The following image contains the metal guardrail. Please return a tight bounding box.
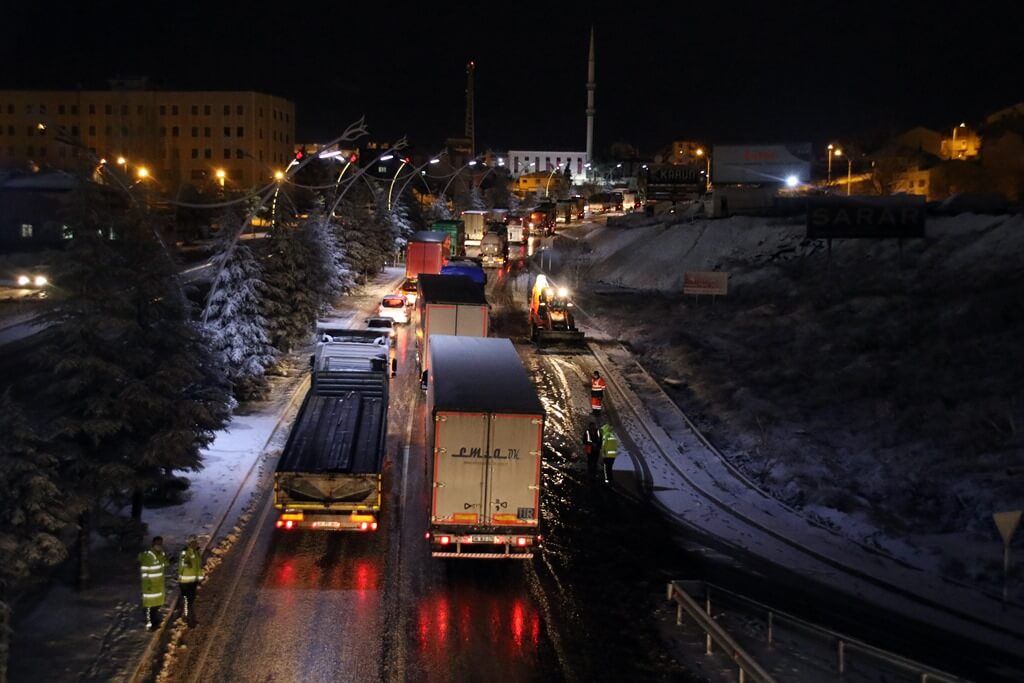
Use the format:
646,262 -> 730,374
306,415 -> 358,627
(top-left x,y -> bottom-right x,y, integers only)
668,580 -> 964,683
666,580 -> 777,683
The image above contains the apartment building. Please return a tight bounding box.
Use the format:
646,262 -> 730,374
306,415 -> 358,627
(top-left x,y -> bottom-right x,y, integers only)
0,89 -> 295,190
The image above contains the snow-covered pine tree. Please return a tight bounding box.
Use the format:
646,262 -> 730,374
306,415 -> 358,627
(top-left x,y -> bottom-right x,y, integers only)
205,223 -> 277,401
299,212 -> 354,313
0,390 -> 71,683
34,181 -> 231,537
469,184 -> 486,210
425,194 -> 453,223
262,221 -> 320,352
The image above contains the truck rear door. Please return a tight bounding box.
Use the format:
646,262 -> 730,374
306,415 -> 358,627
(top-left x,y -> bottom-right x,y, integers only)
422,304 -> 457,373
432,412 -> 489,525
483,414 -> 542,528
453,304 -> 488,338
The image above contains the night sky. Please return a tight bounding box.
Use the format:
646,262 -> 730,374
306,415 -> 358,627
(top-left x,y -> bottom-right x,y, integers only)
3,1 -> 1021,156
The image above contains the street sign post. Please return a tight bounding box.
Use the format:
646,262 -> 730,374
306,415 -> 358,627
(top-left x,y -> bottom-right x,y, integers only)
993,510 -> 1022,605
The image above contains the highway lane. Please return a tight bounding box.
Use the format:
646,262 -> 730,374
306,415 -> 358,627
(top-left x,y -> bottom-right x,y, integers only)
164,281 -> 567,683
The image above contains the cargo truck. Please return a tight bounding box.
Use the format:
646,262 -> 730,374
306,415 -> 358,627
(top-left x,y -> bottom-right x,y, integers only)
461,210 -> 488,246
416,274 -> 489,380
273,329 -> 390,532
430,220 -> 465,256
406,231 -> 451,279
425,336 -> 544,559
479,230 -> 506,268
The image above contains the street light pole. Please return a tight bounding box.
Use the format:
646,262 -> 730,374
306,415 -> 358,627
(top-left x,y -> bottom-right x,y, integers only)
387,157 -> 409,210
827,143 -> 834,185
394,154 -> 445,206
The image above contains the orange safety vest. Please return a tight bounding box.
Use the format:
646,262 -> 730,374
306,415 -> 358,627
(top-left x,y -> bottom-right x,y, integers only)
591,376 -> 606,395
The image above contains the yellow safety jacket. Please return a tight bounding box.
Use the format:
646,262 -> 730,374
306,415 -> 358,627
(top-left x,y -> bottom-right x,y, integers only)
138,547 -> 168,608
600,424 -> 620,460
178,546 -> 204,584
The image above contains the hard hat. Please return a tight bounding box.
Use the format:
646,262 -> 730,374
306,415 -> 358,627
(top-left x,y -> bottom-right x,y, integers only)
593,370 -> 600,378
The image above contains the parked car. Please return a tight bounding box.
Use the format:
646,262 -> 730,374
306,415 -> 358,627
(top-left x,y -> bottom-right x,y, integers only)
365,316 -> 397,339
377,294 -> 409,324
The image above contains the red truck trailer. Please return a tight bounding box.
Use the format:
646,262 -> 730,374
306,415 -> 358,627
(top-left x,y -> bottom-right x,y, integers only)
406,230 -> 451,279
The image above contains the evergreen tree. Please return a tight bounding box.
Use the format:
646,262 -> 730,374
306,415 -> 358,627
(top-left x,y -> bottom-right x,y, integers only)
205,229 -> 276,401
262,223 -> 320,351
299,212 -> 354,312
425,194 -> 453,223
32,182 -> 231,586
469,185 -> 486,210
0,391 -> 70,683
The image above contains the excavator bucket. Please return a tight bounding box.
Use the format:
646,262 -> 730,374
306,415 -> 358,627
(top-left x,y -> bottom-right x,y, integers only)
534,328 -> 586,345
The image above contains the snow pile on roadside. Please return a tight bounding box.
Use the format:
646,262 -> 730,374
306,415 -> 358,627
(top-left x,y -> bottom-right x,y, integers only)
573,212 -> 1024,596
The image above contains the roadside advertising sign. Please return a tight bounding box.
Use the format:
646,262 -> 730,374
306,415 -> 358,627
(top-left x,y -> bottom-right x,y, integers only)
683,272 -> 729,296
712,144 -> 812,185
806,195 -> 926,239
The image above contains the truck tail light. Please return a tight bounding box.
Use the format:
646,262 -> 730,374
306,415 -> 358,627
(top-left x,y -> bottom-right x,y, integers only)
439,535 -> 451,545
516,536 -> 529,547
371,522 -> 378,531
285,520 -> 294,530
360,521 -> 369,531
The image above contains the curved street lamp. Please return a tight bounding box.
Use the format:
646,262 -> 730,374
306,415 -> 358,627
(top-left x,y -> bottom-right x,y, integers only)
393,153 -> 445,207
386,156 -> 411,210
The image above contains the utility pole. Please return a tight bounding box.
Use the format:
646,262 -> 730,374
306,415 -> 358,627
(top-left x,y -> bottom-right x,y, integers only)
465,60 -> 476,159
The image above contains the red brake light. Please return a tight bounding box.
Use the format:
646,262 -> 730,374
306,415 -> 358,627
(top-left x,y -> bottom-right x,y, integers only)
275,520 -> 283,528
371,522 -> 378,531
516,537 -> 528,546
360,521 -> 369,531
439,535 -> 451,545
285,520 -> 294,530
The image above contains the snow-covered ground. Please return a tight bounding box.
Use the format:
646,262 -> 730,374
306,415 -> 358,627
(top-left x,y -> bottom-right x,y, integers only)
552,211 -> 1024,603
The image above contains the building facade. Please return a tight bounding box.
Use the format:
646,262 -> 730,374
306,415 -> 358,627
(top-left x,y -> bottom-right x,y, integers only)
507,150 -> 588,183
0,89 -> 295,190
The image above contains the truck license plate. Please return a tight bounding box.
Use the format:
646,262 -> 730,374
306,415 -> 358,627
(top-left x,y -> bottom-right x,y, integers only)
471,535 -> 495,543
313,521 -> 342,529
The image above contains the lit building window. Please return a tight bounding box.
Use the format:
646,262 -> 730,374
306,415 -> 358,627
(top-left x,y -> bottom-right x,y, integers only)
21,224 -> 33,238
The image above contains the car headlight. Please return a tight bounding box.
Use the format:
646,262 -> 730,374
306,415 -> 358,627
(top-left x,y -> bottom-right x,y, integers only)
17,275 -> 30,286
34,275 -> 48,287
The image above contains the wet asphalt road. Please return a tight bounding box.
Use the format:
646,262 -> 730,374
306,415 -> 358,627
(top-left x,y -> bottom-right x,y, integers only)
164,253 -> 700,683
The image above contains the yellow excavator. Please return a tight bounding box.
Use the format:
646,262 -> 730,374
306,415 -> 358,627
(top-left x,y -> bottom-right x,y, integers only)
529,274 -> 585,345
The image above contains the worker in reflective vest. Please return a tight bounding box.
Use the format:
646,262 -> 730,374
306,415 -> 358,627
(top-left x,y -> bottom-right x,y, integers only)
583,420 -> 601,477
178,535 -> 204,627
590,371 -> 606,416
599,423 -> 620,484
138,536 -> 168,631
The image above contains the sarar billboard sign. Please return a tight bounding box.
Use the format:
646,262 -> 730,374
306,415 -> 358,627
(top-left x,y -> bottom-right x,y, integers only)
806,196 -> 926,239
712,144 -> 812,185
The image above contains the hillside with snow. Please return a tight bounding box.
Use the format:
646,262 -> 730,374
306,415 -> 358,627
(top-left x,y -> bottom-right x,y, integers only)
559,211 -> 1024,594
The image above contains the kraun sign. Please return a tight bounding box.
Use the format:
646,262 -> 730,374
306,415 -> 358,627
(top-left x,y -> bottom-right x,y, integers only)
807,196 -> 926,239
683,272 -> 729,296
